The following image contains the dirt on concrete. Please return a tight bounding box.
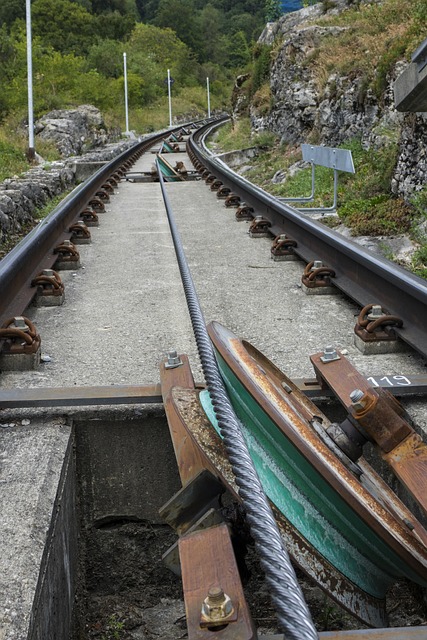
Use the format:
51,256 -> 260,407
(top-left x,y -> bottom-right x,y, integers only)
71,505 -> 427,640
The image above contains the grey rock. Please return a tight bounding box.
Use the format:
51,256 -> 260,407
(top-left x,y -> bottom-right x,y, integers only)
236,2 -> 427,204
35,105 -> 119,158
0,106 -> 139,247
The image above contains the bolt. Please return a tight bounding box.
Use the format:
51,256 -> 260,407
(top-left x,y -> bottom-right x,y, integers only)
13,317 -> 29,332
42,269 -> 55,277
63,240 -> 72,246
350,389 -> 366,412
368,304 -> 383,320
350,389 -> 364,402
165,350 -> 183,369
320,345 -> 340,363
254,215 -> 263,222
202,586 -> 234,622
207,587 -> 225,603
279,234 -> 287,241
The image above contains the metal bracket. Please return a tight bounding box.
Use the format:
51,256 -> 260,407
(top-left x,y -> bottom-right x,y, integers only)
278,145 -> 355,215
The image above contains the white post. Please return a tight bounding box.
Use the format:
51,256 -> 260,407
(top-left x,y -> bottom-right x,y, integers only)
167,68 -> 172,128
123,52 -> 129,134
207,77 -> 211,118
26,0 -> 35,160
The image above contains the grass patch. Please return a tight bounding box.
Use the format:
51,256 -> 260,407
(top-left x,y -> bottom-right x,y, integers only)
36,190 -> 74,220
0,219 -> 37,260
252,82 -> 272,116
0,137 -> 29,181
214,118 -> 253,152
339,195 -> 412,235
127,85 -> 231,134
219,126 -> 412,237
409,186 -> 427,278
412,246 -> 427,279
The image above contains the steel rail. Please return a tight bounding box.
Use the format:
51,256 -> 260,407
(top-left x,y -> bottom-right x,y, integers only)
156,159 -> 318,639
188,122 -> 427,360
0,120 -> 215,329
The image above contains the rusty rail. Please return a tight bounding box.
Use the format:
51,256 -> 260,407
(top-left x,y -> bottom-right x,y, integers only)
188,122 -> 427,359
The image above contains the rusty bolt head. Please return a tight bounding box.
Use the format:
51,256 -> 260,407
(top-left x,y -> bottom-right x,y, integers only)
202,586 -> 234,622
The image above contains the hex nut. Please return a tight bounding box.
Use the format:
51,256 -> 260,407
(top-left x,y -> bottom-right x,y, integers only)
201,587 -> 234,622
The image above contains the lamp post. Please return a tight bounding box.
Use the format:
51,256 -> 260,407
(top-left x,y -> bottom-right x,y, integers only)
123,52 -> 130,135
206,77 -> 211,118
26,0 -> 35,160
167,68 -> 173,128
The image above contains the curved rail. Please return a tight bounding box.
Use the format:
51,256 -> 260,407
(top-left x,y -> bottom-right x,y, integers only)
156,158 -> 318,639
188,122 -> 427,359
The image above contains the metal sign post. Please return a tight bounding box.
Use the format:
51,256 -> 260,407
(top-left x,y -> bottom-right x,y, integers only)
26,0 -> 35,160
123,52 -> 130,135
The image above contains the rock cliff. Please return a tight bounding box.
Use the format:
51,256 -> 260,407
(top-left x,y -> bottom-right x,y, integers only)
243,0 -> 427,201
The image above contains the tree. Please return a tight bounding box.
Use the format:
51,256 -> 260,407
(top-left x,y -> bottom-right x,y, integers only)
0,0 -> 26,29
135,0 -> 160,21
32,0 -> 96,54
125,22 -> 198,100
197,4 -> 224,64
223,30 -> 250,68
153,0 -> 203,60
87,40 -> 124,78
94,11 -> 136,41
265,0 -> 283,22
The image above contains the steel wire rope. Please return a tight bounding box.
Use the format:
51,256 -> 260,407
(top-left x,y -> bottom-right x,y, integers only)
156,160 -> 318,640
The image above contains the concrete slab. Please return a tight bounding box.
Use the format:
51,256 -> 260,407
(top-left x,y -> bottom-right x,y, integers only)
0,419 -> 74,640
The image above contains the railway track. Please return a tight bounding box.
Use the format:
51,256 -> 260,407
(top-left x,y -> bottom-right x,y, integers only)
1,118 -> 427,640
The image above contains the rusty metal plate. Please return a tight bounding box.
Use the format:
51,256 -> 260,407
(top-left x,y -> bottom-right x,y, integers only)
179,523 -> 256,640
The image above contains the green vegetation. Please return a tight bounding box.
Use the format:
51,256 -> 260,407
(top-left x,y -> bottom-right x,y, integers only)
214,118 -> 278,152
0,0 -> 268,126
0,0 -> 274,170
217,121 -> 413,237
0,138 -> 29,182
0,0 -> 274,180
100,614 -> 124,640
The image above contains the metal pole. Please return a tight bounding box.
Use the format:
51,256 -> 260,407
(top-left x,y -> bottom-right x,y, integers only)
26,0 -> 35,160
123,52 -> 129,135
206,77 -> 211,118
167,68 -> 172,128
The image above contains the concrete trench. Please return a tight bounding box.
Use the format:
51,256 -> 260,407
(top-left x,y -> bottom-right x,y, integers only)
71,410 -> 185,640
